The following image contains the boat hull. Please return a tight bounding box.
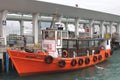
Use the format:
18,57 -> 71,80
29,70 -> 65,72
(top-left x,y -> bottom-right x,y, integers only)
7,49 -> 112,76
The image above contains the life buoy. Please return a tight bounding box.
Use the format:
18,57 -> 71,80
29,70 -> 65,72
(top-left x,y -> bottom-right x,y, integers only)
105,52 -> 109,58
98,55 -> 102,60
71,59 -> 77,66
93,56 -> 97,62
85,57 -> 90,64
78,58 -> 83,66
44,55 -> 53,64
62,50 -> 68,58
58,60 -> 66,68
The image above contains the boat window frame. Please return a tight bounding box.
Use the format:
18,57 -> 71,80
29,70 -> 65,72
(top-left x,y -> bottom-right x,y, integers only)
68,39 -> 77,49
42,30 -> 55,40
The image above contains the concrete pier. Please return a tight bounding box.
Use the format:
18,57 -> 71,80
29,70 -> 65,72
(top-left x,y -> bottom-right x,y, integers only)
0,47 -> 6,72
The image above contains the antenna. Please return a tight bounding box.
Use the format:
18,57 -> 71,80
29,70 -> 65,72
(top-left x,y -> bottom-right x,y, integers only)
50,8 -> 60,28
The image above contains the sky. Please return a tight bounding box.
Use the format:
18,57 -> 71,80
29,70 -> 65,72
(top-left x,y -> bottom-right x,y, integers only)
39,0 -> 120,15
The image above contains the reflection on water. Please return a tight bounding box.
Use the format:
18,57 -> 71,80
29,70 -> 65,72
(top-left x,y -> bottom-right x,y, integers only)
1,49 -> 120,80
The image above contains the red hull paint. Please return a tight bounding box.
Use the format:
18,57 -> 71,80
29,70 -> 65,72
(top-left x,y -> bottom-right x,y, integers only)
7,49 -> 112,76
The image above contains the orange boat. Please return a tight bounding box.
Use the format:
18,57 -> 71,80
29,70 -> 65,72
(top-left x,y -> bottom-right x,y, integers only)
7,27 -> 113,76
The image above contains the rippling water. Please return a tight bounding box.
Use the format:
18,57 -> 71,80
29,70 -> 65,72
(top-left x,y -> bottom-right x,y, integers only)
1,49 -> 120,80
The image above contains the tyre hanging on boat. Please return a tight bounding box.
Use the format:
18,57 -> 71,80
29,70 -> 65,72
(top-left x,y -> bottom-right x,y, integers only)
93,56 -> 97,62
98,55 -> 102,60
85,57 -> 90,64
71,59 -> 77,66
78,58 -> 83,66
62,50 -> 68,58
58,60 -> 66,68
44,55 -> 53,64
105,52 -> 109,58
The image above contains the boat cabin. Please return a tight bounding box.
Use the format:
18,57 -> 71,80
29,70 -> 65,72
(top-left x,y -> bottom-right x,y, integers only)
42,28 -> 111,58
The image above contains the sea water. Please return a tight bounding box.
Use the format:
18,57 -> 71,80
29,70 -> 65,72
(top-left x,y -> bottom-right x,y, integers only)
0,49 -> 120,80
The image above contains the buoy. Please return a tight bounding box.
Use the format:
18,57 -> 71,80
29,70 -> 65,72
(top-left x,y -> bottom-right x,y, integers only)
44,55 -> 53,64
71,59 -> 77,66
58,60 -> 66,68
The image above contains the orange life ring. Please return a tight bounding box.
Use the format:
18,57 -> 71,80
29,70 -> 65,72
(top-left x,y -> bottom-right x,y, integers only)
62,50 -> 68,58
44,55 -> 53,64
58,60 -> 66,68
78,58 -> 83,66
71,59 -> 77,66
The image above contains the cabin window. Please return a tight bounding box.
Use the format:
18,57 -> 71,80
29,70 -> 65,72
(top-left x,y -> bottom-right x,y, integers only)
42,31 -> 55,40
89,40 -> 94,47
45,31 -> 49,39
42,31 -> 49,39
99,40 -> 105,46
62,40 -> 68,48
49,31 -> 55,39
62,32 -> 68,38
78,41 -> 82,48
79,40 -> 89,48
69,31 -> 75,38
94,40 -> 99,47
68,40 -> 77,48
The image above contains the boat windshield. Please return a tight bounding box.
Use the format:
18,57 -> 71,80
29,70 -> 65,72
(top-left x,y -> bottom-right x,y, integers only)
42,30 -> 55,40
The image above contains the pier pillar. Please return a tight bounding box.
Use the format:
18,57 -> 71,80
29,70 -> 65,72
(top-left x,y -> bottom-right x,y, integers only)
32,13 -> 39,46
104,25 -> 107,33
109,22 -> 114,37
92,24 -> 95,33
100,21 -> 105,38
116,23 -> 120,33
38,20 -> 42,43
65,22 -> 68,30
19,20 -> 24,35
56,15 -> 62,23
0,10 -> 8,45
55,15 -> 64,29
75,18 -> 80,37
89,20 -> 94,38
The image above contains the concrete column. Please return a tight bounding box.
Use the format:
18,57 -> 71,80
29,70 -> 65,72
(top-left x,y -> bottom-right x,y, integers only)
74,18 -> 80,37
104,25 -> 108,33
100,21 -> 105,38
116,23 -> 120,33
0,10 -> 8,45
93,24 -> 95,33
89,20 -> 94,38
19,20 -> 24,35
50,14 -> 60,29
56,15 -> 62,22
32,13 -> 39,45
65,22 -> 68,30
38,20 -> 42,43
109,22 -> 114,37
38,20 -> 41,35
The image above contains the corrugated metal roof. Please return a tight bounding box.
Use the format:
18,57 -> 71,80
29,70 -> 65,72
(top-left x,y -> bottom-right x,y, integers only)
0,0 -> 120,22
